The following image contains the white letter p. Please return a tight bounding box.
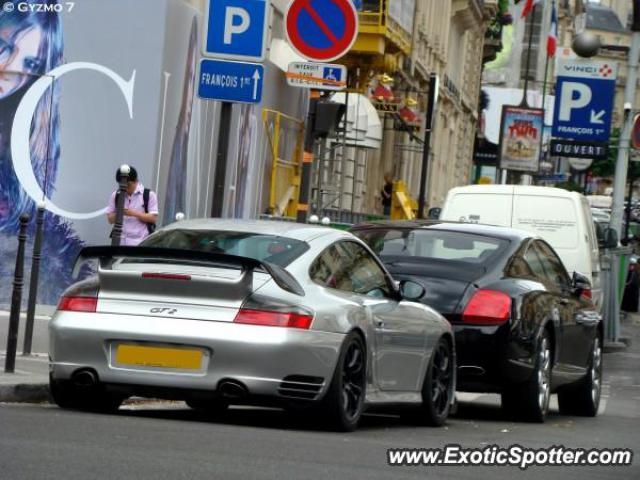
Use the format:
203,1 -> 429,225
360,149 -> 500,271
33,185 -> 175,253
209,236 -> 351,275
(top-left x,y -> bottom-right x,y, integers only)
224,7 -> 250,45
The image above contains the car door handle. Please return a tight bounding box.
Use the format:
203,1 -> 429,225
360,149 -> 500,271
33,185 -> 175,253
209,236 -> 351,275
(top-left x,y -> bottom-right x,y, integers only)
375,320 -> 385,328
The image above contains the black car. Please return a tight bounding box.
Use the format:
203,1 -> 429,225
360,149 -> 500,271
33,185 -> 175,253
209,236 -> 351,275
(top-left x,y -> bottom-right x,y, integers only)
352,221 -> 603,423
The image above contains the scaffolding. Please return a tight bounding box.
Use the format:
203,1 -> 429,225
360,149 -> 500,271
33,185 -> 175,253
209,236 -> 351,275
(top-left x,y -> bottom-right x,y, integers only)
262,109 -> 305,219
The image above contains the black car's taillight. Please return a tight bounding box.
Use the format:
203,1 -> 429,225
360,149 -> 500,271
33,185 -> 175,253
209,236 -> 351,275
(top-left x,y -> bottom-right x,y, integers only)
462,289 -> 511,326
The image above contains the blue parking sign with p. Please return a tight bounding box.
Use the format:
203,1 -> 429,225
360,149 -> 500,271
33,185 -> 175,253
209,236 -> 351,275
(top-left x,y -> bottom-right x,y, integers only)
204,0 -> 269,62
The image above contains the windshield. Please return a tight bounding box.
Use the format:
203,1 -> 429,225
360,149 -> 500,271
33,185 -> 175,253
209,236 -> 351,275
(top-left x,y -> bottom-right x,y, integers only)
140,230 -> 309,267
354,228 -> 507,265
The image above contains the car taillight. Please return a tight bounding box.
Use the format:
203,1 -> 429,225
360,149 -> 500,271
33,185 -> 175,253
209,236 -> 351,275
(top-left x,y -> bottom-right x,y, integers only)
58,296 -> 98,313
234,309 -> 313,329
462,289 -> 511,325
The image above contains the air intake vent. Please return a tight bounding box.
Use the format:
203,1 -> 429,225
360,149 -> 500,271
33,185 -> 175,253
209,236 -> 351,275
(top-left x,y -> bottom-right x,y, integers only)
278,375 -> 325,400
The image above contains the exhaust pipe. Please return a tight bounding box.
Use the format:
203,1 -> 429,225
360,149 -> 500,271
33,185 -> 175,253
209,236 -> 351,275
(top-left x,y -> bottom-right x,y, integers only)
72,369 -> 98,388
218,380 -> 248,400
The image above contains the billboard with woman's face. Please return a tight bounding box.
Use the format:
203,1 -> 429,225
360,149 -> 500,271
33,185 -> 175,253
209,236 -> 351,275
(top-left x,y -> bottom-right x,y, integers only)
0,0 -> 76,305
0,0 -> 203,307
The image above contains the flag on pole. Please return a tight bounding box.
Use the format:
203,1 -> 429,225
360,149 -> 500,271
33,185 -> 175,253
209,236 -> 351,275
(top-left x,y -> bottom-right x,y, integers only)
547,0 -> 558,57
521,0 -> 542,19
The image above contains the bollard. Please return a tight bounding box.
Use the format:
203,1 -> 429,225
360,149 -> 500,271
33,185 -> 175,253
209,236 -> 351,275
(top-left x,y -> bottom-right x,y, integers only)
23,203 -> 45,356
111,164 -> 130,247
4,214 -> 30,373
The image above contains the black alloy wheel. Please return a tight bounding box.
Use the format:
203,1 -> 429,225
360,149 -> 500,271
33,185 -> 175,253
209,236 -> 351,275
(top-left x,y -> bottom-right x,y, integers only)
323,332 -> 367,432
418,337 -> 454,427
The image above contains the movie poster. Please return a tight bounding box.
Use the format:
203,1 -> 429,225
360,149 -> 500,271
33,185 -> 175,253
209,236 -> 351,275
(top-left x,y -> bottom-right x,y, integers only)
498,105 -> 544,173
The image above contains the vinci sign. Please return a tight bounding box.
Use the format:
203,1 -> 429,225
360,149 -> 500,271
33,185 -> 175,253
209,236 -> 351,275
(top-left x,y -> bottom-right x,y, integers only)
552,59 -> 618,142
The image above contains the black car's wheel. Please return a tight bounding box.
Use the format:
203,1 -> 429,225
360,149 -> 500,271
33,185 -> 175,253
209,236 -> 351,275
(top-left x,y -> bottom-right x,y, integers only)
186,399 -> 229,415
502,330 -> 552,423
49,374 -> 123,413
558,336 -> 602,417
417,337 -> 454,427
322,331 -> 366,432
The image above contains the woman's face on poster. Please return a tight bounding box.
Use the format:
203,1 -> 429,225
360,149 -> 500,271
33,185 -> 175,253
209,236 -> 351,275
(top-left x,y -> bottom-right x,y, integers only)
0,24 -> 43,100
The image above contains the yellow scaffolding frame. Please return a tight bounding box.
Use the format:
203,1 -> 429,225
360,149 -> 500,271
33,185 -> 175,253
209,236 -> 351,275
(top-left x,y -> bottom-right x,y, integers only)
262,109 -> 305,218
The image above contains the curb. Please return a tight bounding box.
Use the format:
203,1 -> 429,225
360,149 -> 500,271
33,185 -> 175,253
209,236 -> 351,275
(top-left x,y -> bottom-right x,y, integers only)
0,384 -> 50,403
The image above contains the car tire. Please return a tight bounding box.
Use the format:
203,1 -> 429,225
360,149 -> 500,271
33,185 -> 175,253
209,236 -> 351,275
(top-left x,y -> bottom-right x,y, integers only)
502,330 -> 552,423
49,374 -> 123,413
417,336 -> 454,427
49,375 -> 78,410
558,336 -> 602,417
321,331 -> 366,432
186,399 -> 229,415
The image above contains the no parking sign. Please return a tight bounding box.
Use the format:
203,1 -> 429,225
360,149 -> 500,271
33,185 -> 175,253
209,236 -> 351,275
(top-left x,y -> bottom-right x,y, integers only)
285,0 -> 359,62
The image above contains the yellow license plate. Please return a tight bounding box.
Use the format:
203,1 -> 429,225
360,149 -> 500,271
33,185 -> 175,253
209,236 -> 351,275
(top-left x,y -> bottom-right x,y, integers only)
116,345 -> 202,370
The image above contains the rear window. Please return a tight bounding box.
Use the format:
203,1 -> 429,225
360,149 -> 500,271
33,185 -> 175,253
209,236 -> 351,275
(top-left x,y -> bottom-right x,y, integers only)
512,196 -> 578,249
141,230 -> 309,267
442,193 -> 513,226
354,228 -> 507,265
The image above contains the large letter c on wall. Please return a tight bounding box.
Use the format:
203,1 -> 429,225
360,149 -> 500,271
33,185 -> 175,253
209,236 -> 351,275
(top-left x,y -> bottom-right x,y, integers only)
11,62 -> 136,220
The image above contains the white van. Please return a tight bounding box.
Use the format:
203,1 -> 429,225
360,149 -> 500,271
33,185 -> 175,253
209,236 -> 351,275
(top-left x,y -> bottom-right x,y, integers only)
441,185 -> 603,308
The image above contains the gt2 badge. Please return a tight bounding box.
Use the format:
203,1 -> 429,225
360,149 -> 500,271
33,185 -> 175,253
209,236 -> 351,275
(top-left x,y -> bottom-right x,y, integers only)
150,308 -> 178,315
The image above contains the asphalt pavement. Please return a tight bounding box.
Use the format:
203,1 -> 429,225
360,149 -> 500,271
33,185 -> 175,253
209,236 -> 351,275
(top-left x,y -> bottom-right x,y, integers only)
0,312 -> 638,479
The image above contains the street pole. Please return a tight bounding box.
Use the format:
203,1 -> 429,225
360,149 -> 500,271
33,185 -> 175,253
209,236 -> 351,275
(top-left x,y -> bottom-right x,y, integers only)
297,91 -> 320,223
610,16 -> 640,236
111,164 -> 130,247
211,102 -> 232,218
417,73 -> 438,219
4,214 -> 29,373
22,203 -> 44,356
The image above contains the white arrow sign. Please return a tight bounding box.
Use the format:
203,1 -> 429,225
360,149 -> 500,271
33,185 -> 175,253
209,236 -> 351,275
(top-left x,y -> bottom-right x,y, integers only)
590,110 -> 606,124
252,69 -> 261,100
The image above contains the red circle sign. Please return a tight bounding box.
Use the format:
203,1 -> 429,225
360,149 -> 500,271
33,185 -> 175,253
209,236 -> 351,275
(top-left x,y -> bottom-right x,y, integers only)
633,114 -> 640,150
285,0 -> 359,62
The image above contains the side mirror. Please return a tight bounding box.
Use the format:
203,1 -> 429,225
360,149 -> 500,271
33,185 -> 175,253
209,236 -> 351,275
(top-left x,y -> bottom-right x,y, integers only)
572,271 -> 591,297
399,280 -> 425,301
428,207 -> 441,220
602,227 -> 618,249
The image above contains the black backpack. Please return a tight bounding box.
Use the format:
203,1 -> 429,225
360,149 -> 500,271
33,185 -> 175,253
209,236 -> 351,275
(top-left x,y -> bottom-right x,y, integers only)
142,188 -> 157,235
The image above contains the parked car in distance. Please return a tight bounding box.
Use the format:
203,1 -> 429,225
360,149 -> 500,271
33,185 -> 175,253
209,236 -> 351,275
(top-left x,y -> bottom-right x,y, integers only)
440,185 -> 618,311
352,221 -> 603,423
49,220 -> 456,432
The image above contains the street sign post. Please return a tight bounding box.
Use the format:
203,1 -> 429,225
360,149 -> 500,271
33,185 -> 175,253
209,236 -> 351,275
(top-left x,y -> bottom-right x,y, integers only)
552,59 -> 618,142
286,62 -> 347,90
203,0 -> 269,62
199,59 -> 264,103
285,0 -> 359,62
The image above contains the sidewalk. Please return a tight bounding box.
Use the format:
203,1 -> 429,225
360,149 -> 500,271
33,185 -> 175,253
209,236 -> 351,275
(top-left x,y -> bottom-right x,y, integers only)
1,312 -> 638,405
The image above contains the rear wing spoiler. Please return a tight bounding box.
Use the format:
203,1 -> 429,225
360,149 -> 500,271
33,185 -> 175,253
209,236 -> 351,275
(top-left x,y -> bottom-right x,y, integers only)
73,246 -> 305,296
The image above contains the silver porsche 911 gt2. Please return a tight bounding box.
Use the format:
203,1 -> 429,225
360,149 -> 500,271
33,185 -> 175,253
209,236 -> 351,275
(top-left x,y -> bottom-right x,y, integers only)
49,219 -> 455,431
